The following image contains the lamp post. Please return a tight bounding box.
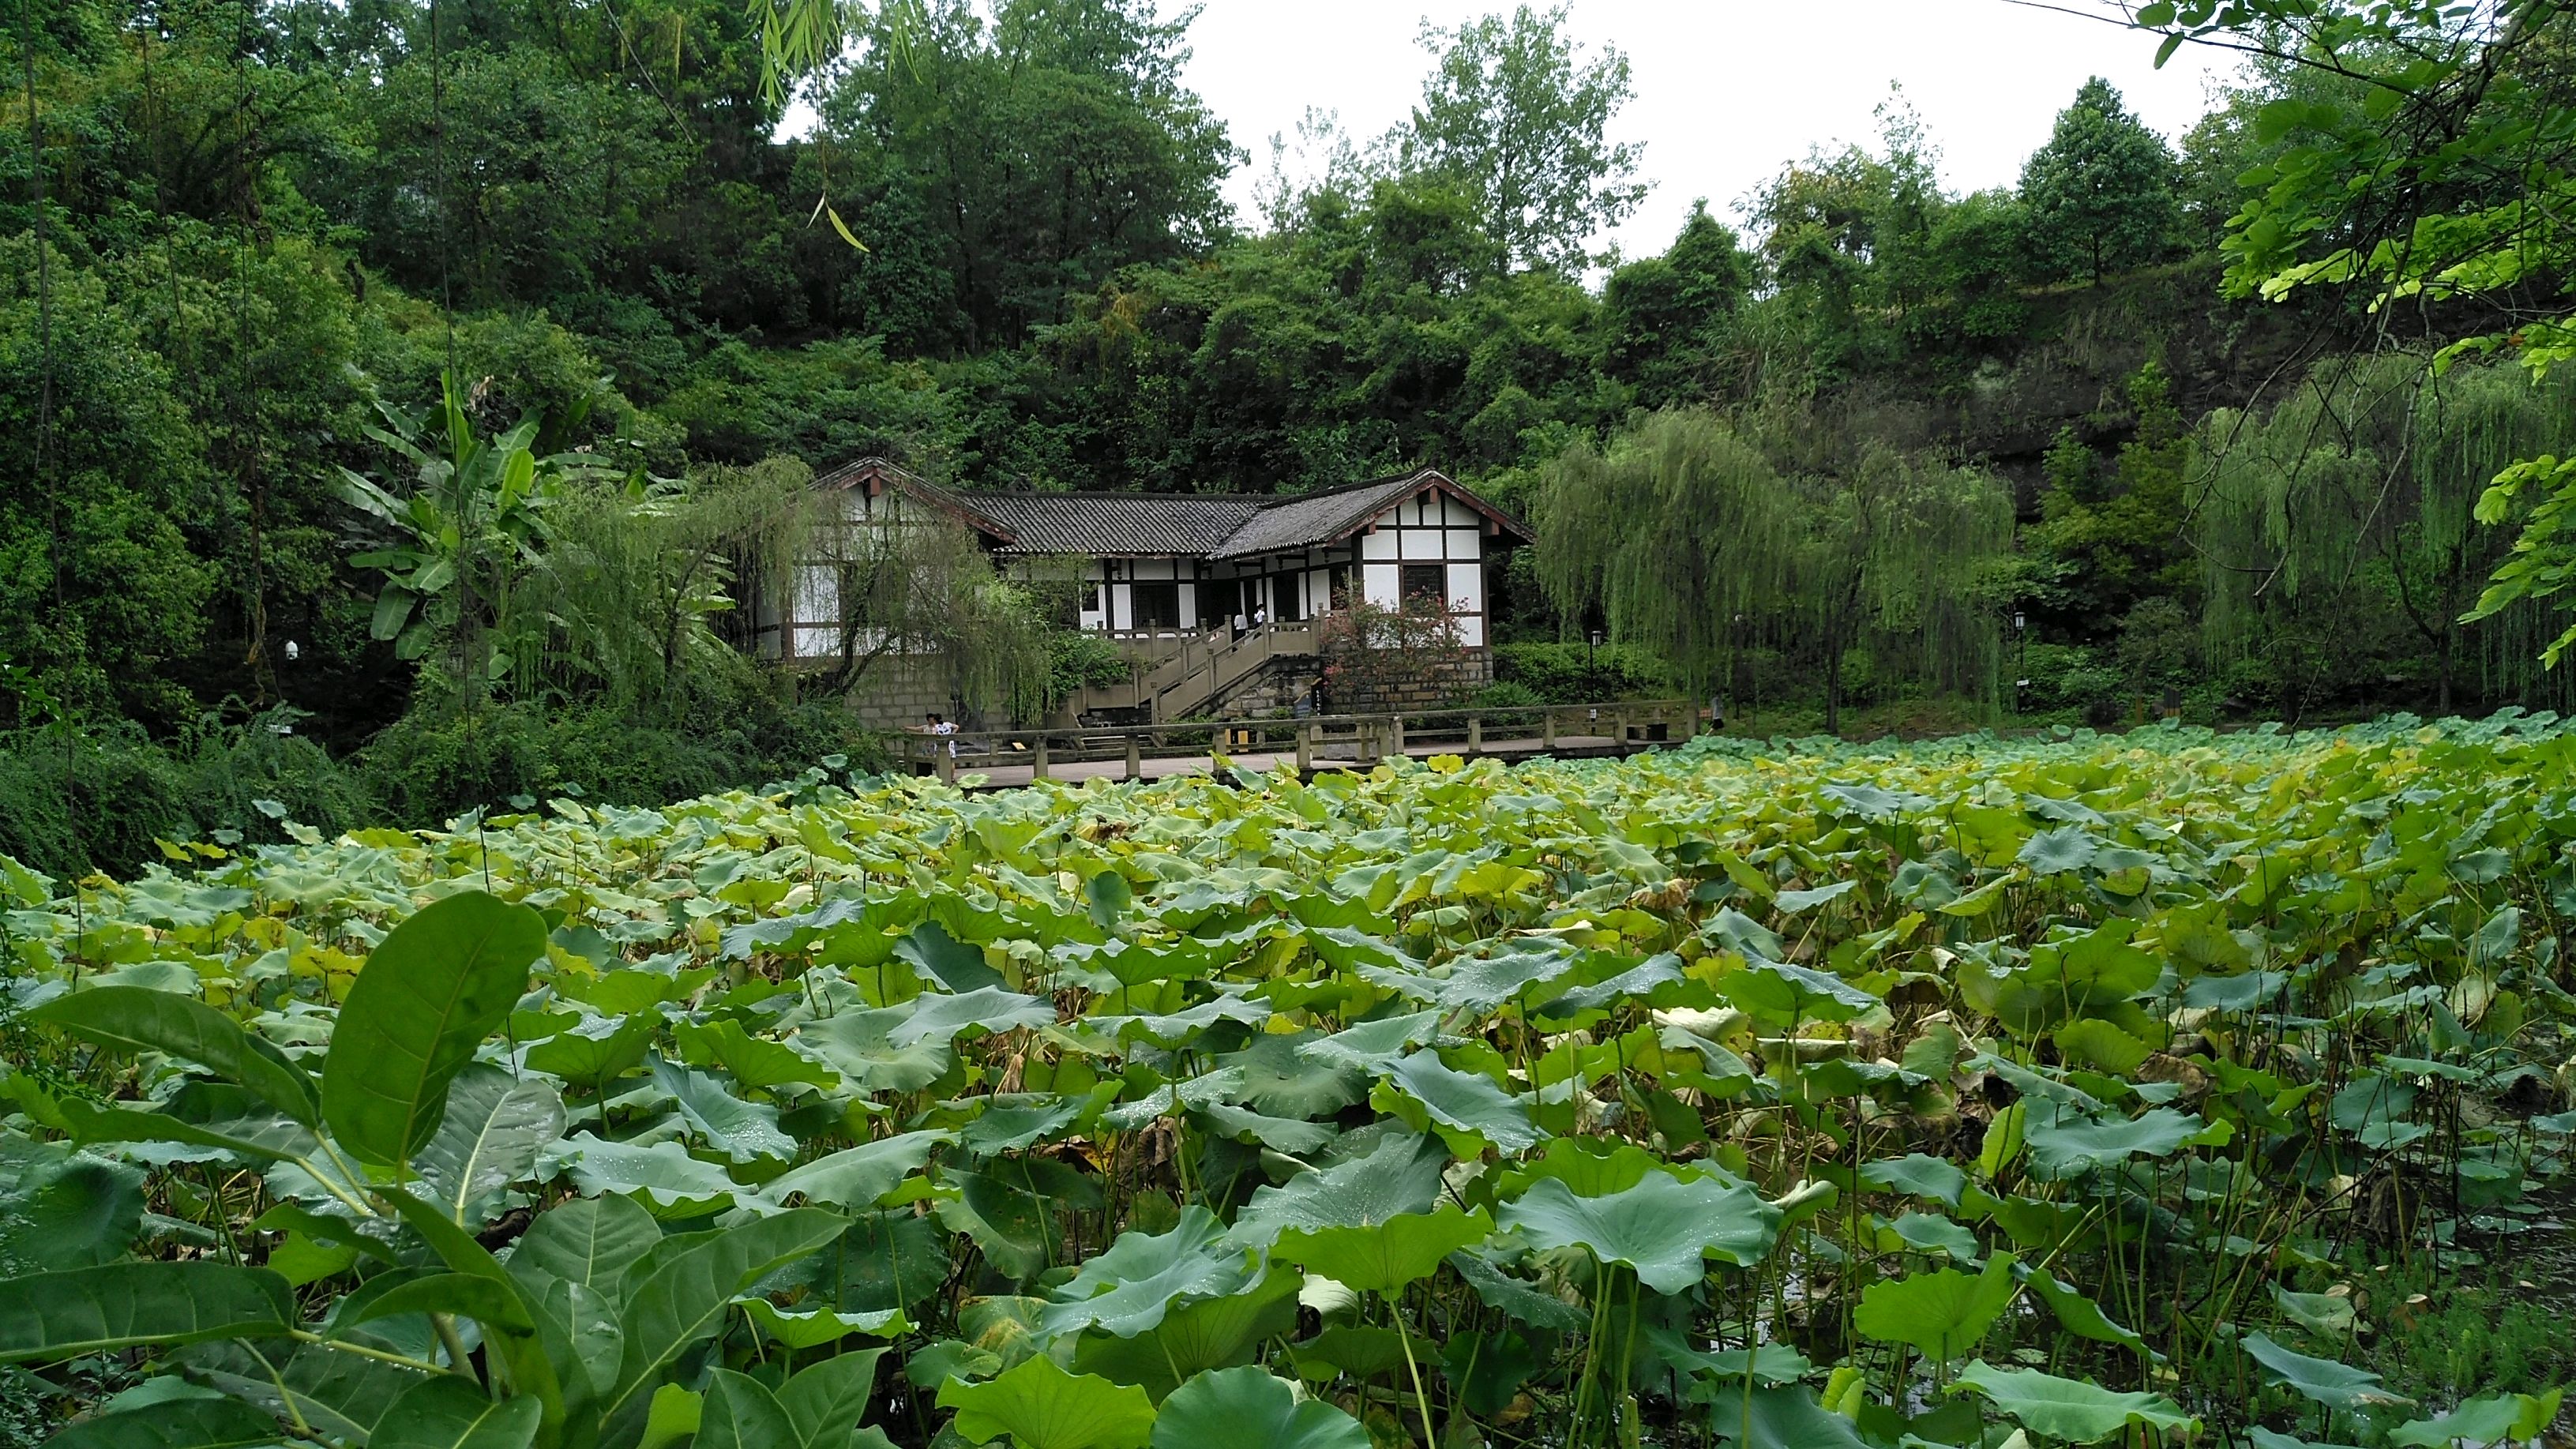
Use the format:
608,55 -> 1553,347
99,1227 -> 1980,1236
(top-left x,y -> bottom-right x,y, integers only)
2012,612 -> 2028,715
1587,628 -> 1604,675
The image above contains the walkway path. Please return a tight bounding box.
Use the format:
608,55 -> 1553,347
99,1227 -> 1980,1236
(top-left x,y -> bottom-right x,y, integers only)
937,733 -> 1637,790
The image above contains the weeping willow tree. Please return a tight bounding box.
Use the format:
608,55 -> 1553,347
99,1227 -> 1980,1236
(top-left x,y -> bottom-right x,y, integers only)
1536,408 -> 2012,733
759,485 -> 1054,723
2195,354 -> 2576,713
499,459 -> 811,719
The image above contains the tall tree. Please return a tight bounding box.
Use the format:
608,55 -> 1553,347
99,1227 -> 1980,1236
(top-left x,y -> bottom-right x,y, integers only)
1399,3 -> 1644,276
1535,407 -> 2011,733
2018,77 -> 2181,283
1601,202 -> 1751,408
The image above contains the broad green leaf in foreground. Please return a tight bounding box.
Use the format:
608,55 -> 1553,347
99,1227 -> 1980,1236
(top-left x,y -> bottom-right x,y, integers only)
2240,1332 -> 2415,1411
1232,1132 -> 1448,1248
416,1061 -> 565,1224
1148,1366 -> 1368,1449
40,1395 -> 283,1449
1703,1383 -> 1869,1448
0,1261 -> 295,1361
1948,1361 -> 2196,1443
1379,1053 -> 1541,1153
1042,1207 -> 1258,1338
938,1353 -> 1157,1449
371,1376 -> 544,1449
1852,1253 -> 2018,1364
606,1207 -> 850,1425
1497,1173 -> 1782,1293
32,986 -> 319,1126
322,889 -> 548,1167
1270,1204 -> 1493,1296
2386,1389 -> 2564,1447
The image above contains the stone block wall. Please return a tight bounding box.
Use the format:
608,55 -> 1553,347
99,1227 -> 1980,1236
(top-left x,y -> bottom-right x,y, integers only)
1322,651 -> 1493,714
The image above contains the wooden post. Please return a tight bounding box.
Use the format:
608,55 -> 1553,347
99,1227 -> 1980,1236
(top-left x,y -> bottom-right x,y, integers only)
1125,734 -> 1142,782
1541,708 -> 1556,749
1296,723 -> 1312,773
1032,733 -> 1050,780
1677,701 -> 1697,743
935,743 -> 954,784
1613,708 -> 1629,747
1466,715 -> 1483,754
1390,712 -> 1406,756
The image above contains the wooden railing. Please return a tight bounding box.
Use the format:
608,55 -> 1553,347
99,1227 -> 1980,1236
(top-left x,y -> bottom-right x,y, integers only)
1076,618 -> 1323,720
894,699 -> 1700,783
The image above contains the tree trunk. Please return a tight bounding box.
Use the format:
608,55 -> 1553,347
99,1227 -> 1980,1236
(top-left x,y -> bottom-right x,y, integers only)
1823,625 -> 1844,737
2436,624 -> 2455,715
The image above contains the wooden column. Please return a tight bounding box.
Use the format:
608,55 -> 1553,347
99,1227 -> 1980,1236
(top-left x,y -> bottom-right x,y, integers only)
1541,708 -> 1556,749
935,745 -> 954,784
1390,713 -> 1406,756
1032,734 -> 1050,780
1125,734 -> 1142,782
1466,715 -> 1483,754
1296,723 -> 1312,773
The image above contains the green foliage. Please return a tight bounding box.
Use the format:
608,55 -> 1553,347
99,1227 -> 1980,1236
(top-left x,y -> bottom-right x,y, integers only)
0,720 -> 2568,1447
2018,78 -> 2184,284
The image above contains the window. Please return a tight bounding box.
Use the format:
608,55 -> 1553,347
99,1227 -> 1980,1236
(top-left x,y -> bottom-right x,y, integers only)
1200,580 -> 1240,628
1131,581 -> 1181,630
1400,564 -> 1448,614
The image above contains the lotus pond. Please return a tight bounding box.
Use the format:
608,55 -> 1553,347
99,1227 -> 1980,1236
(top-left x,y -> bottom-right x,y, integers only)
3,719 -> 2574,1449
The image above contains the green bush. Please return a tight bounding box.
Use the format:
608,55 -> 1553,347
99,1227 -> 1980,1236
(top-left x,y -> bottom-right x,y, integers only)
1492,642 -> 1678,704
0,697 -> 888,880
1466,680 -> 1544,709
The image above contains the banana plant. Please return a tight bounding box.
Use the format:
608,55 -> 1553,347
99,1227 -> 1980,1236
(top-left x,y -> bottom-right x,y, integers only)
338,372 -> 610,690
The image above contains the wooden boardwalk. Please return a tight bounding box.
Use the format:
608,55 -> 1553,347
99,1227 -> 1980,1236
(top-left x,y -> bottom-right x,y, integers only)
896,701 -> 1699,791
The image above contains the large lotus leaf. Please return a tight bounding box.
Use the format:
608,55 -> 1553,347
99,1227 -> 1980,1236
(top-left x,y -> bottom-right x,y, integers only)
738,1297 -> 907,1350
2023,1107 -> 2208,1179
370,1376 -> 543,1449
1949,1361 -> 2196,1443
2239,1332 -> 2415,1411
1301,927 -> 1418,975
823,1210 -> 953,1314
1534,953 -> 1688,1019
1073,1269 -> 1301,1401
1703,1383 -> 1869,1448
1852,1253 -> 2018,1363
323,890 -> 548,1167
887,988 -> 1056,1049
897,922 -> 1006,993
1191,1102 -> 1339,1156
2052,1018 -> 2154,1075
1379,1052 -> 1541,1154
1879,1211 -> 1979,1263
1361,938 -> 1583,1013
1859,1154 -> 1967,1210
1496,1173 -> 1781,1293
1095,995 -> 1275,1049
1717,959 -> 1880,1026
937,1354 -> 1157,1449
0,1152 -> 144,1273
2021,1263 -> 2155,1358
1215,1033 -> 1362,1121
2387,1389 -> 2564,1447
651,1055 -> 795,1164
937,1160 -> 1103,1282
753,1130 -> 956,1214
961,1096 -> 1084,1156
530,1276 -> 623,1391
548,1132 -> 738,1218
524,1010 -> 660,1087
1042,1207 -> 1259,1338
796,1007 -> 955,1093
2016,827 -> 2102,875
1148,1366 -> 1368,1449
1501,1137 -> 1660,1199
1971,919 -> 2159,1035
1448,1250 -> 1587,1331
1294,1012 -> 1441,1074
675,1019 -> 839,1091
1270,1203 -> 1492,1296
416,1062 -> 564,1225
1232,1133 -> 1448,1248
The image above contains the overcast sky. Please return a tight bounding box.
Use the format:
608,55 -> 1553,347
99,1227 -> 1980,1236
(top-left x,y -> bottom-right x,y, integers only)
1177,0 -> 2243,260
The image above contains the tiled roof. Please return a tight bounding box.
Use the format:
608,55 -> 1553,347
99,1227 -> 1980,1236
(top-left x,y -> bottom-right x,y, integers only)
967,493 -> 1265,557
820,459 -> 1532,560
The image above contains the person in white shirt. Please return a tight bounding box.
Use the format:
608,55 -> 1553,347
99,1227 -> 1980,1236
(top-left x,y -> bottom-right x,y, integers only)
927,713 -> 957,758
